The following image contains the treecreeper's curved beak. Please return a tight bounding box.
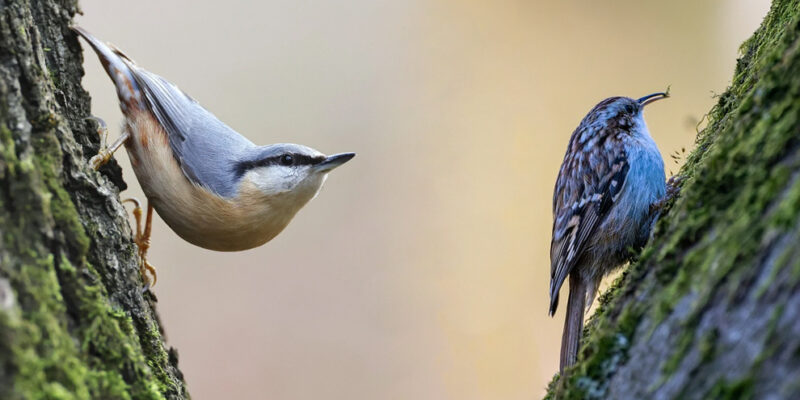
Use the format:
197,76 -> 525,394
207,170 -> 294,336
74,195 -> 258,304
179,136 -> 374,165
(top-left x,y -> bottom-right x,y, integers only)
315,152 -> 356,172
637,91 -> 669,107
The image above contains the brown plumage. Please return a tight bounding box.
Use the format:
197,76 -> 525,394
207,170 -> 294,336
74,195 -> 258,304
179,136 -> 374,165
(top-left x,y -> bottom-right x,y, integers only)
550,94 -> 669,372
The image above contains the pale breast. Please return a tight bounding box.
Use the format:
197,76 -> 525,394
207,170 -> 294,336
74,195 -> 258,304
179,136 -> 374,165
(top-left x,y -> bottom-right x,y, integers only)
599,125 -> 665,252
123,111 -> 295,251
584,122 -> 666,272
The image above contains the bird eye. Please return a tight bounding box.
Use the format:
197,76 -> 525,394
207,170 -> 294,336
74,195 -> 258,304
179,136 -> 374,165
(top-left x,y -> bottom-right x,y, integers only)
280,154 -> 294,166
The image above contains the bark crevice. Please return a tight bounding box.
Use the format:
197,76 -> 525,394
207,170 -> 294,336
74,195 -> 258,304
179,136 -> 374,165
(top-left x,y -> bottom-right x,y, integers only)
0,1 -> 187,399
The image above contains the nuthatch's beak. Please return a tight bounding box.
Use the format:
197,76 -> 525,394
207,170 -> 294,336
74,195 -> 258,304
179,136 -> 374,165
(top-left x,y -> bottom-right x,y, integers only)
637,92 -> 669,107
314,152 -> 356,173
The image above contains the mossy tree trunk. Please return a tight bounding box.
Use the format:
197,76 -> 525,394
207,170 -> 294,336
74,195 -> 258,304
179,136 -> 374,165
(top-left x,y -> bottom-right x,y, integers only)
0,1 -> 187,399
548,1 -> 800,399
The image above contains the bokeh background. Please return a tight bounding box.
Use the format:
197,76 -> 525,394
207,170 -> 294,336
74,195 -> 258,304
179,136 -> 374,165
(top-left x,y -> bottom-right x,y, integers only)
75,1 -> 770,399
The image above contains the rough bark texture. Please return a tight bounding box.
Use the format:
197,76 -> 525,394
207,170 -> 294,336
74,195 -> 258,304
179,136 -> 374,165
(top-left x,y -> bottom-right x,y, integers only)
547,1 -> 800,399
0,0 -> 188,399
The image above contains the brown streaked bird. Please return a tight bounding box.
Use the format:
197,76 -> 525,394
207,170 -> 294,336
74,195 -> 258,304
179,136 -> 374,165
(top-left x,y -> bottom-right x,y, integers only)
549,92 -> 678,372
73,27 -> 355,287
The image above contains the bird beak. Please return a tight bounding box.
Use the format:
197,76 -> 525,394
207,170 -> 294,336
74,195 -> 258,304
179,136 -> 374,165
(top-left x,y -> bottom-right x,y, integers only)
314,152 -> 356,172
637,92 -> 669,107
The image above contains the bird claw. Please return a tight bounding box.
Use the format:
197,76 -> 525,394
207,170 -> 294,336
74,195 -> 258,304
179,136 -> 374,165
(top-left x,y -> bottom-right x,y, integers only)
86,115 -> 130,171
89,151 -> 111,170
135,242 -> 157,288
87,116 -> 112,170
123,198 -> 157,289
651,175 -> 685,214
141,258 -> 157,288
665,175 -> 684,200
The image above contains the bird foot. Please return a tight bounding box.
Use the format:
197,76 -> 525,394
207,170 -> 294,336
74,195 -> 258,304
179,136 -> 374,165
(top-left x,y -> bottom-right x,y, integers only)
123,198 -> 157,288
139,256 -> 157,291
86,116 -> 129,171
650,175 -> 685,213
89,151 -> 112,170
86,116 -> 111,170
665,175 -> 684,201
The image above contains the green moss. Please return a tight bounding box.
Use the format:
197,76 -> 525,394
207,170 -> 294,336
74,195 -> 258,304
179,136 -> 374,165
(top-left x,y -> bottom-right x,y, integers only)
698,329 -> 719,364
792,250 -> 800,283
32,131 -> 91,259
705,378 -> 755,400
6,255 -> 92,400
142,322 -> 175,395
1,112 -> 165,398
0,124 -> 16,177
2,241 -> 166,399
661,329 -> 692,375
0,8 -> 180,397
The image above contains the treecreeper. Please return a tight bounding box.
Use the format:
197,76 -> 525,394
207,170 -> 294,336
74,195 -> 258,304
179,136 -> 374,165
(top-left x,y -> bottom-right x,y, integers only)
549,92 -> 680,372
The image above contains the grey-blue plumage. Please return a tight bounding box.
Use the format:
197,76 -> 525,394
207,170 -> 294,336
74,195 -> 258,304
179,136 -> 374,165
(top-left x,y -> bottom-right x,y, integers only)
76,27 -> 338,199
73,26 -> 354,252
128,68 -> 257,197
549,94 -> 668,372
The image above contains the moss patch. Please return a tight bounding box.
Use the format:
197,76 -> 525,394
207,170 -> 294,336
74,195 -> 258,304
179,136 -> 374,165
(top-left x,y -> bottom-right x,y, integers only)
0,1 -> 185,399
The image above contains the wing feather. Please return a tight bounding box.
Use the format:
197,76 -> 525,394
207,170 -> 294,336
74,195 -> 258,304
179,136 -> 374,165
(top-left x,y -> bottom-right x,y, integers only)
74,27 -> 257,198
548,132 -> 629,315
127,67 -> 256,197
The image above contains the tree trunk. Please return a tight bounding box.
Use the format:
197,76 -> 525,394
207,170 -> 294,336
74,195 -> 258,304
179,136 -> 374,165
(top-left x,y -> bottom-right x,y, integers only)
547,1 -> 800,399
0,1 -> 188,399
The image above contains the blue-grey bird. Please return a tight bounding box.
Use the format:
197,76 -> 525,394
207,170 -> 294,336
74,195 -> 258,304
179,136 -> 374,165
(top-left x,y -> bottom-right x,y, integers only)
73,27 -> 354,285
549,92 -> 676,372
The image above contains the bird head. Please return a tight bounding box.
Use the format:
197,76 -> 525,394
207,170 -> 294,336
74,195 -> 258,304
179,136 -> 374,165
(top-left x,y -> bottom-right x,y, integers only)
235,143 -> 355,207
574,91 -> 669,143
590,91 -> 668,120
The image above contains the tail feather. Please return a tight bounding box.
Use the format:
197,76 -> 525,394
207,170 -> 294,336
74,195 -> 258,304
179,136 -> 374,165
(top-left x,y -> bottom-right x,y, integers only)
559,274 -> 586,372
549,291 -> 559,316
71,26 -> 144,111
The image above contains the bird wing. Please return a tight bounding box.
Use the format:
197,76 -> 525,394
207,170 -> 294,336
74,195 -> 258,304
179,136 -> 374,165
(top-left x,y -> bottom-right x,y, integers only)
549,132 -> 629,315
72,27 -> 254,197
127,67 -> 256,198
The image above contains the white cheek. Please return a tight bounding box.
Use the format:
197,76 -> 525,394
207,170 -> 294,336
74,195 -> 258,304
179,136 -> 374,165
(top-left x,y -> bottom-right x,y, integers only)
633,114 -> 660,154
635,114 -> 651,137
244,166 -> 297,194
308,173 -> 328,200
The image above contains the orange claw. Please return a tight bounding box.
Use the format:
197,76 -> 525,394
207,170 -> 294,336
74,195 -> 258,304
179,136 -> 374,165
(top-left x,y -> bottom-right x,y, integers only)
123,198 -> 157,288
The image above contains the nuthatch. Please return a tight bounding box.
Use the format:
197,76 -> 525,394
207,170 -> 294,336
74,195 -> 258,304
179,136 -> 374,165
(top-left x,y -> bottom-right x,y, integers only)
549,92 -> 679,372
73,27 -> 354,285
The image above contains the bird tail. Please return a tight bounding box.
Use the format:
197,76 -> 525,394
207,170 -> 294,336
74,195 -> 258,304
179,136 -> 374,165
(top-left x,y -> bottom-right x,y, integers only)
71,26 -> 145,111
559,274 -> 586,372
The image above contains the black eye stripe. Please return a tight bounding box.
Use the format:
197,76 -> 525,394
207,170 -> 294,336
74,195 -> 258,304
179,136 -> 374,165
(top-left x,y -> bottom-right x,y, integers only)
233,153 -> 326,178
264,153 -> 324,166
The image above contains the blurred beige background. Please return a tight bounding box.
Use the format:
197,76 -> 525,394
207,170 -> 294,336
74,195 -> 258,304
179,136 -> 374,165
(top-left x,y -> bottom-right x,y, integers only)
75,1 -> 770,399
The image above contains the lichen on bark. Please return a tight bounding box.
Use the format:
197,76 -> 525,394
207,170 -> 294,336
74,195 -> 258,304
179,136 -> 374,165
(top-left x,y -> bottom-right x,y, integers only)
0,1 -> 187,399
546,0 -> 800,399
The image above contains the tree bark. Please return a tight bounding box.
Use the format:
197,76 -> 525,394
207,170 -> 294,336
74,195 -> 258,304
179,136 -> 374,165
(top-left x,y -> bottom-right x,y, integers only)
0,1 -> 188,399
547,1 -> 800,399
